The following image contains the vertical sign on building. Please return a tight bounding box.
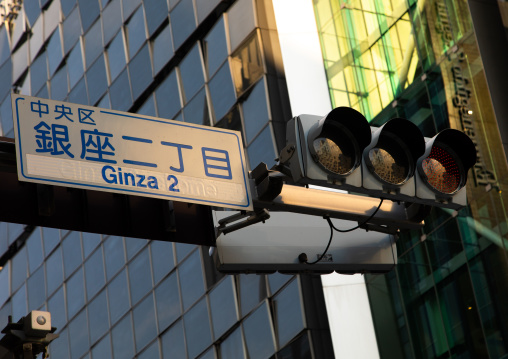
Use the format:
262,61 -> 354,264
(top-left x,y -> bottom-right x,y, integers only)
12,94 -> 253,210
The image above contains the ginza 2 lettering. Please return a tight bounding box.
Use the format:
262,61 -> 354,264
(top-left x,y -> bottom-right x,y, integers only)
29,99 -> 233,187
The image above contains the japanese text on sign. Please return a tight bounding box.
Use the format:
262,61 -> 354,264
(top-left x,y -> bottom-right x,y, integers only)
12,95 -> 252,210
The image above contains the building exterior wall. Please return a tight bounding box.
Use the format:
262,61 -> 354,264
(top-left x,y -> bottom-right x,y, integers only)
312,0 -> 508,358
0,0 -> 333,358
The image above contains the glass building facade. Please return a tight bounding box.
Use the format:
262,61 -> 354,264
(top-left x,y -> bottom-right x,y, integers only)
2,0 -> 508,358
0,0 -> 333,358
313,0 -> 508,358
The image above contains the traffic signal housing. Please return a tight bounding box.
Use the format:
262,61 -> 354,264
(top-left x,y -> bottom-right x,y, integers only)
282,108 -> 476,209
361,117 -> 425,200
285,107 -> 372,191
415,129 -> 477,209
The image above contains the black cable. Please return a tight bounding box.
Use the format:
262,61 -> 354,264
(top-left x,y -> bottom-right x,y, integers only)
299,198 -> 385,265
327,198 -> 384,233
301,218 -> 334,265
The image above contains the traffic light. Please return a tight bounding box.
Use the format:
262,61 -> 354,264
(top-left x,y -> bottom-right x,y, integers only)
282,107 -> 476,209
415,129 -> 477,209
361,117 -> 425,200
285,107 -> 372,191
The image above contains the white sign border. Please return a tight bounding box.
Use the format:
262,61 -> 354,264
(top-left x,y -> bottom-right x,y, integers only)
12,95 -> 253,210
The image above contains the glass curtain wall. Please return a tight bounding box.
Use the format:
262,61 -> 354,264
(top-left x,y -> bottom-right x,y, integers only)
0,0 -> 324,358
313,0 -> 508,358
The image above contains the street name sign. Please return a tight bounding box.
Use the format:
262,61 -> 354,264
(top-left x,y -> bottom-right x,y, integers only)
12,94 -> 253,210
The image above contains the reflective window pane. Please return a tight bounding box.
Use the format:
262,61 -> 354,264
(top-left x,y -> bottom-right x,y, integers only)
243,302 -> 275,359
84,19 -> 103,68
108,269 -> 130,324
273,279 -> 305,347
68,76 -> 89,105
267,273 -> 292,295
129,44 -> 152,99
103,236 -> 125,280
11,247 -> 27,292
67,43 -> 84,90
150,240 -> 174,284
62,231 -> 82,278
123,0 -> 142,20
112,313 -> 135,359
155,271 -> 181,331
178,249 -> 205,310
138,340 -> 160,359
47,30 -> 63,76
82,232 -> 101,259
210,276 -> 237,339
78,0 -> 100,32
0,27 -> 9,66
155,71 -> 181,120
203,17 -> 227,78
183,87 -> 209,126
238,274 -> 267,317
144,0 -> 168,36
107,31 -> 127,82
12,42 -> 28,84
24,0 -> 41,26
175,243 -> 194,263
128,247 -> 152,305
92,334 -> 112,359
27,265 -> 45,310
133,293 -> 157,351
109,68 -> 132,110
102,0 -> 122,45
30,17 -> 44,62
63,7 -> 81,54
61,0 -> 77,18
126,6 -> 146,59
179,44 -> 204,102
231,34 -> 263,95
42,227 -> 60,258
45,247 -> 64,296
152,25 -> 173,75
36,83 -> 49,98
69,309 -> 89,359
84,246 -> 105,299
137,94 -> 156,116
242,80 -> 269,143
227,0 -> 256,51
215,106 -> 243,134
50,65 -> 69,101
208,62 -> 235,122
88,290 -> 109,345
12,285 -> 27,322
0,265 -> 9,308
220,326 -> 245,359
49,328 -> 69,358
0,97 -> 13,136
26,228 -> 43,274
170,0 -> 196,49
0,60 -> 12,102
66,267 -> 85,319
44,0 -> 61,38
161,320 -> 186,358
184,297 -> 212,359
277,332 -> 312,358
196,0 -> 220,23
247,125 -> 275,169
125,237 -> 145,260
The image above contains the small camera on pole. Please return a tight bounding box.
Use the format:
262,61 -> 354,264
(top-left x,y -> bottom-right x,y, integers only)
0,311 -> 58,359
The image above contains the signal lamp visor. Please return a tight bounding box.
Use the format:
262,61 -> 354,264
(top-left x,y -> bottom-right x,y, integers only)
312,137 -> 354,175
421,146 -> 463,194
366,136 -> 412,185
